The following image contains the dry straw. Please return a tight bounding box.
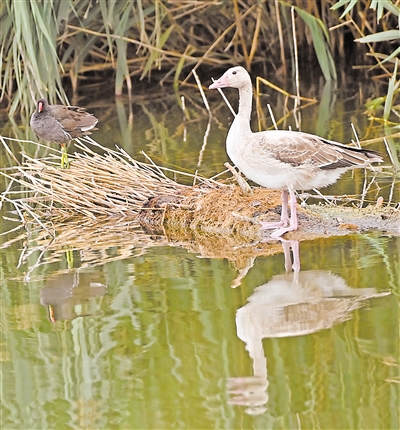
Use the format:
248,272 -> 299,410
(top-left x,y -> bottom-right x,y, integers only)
1,132 -> 399,279
3,0 -> 398,119
0,136 -> 203,220
0,135 -> 283,238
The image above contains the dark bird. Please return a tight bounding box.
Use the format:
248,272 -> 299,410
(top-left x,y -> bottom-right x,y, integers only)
30,98 -> 98,168
209,66 -> 383,237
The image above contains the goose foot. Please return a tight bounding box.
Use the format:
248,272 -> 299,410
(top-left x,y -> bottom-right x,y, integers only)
270,210 -> 298,238
259,220 -> 287,230
259,190 -> 290,231
270,225 -> 297,239
269,189 -> 298,238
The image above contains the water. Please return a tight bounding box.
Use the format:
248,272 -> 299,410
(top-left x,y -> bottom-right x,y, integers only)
1,76 -> 399,429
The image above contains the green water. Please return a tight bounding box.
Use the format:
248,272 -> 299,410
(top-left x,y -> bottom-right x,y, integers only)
1,77 -> 399,429
1,236 -> 399,429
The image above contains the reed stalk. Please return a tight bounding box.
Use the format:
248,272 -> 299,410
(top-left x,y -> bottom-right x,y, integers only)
1,0 -> 398,119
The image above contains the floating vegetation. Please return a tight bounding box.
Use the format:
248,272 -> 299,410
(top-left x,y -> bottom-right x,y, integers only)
1,133 -> 399,279
1,135 -> 399,242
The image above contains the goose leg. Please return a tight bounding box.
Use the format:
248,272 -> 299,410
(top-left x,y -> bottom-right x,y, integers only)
259,190 -> 289,230
270,189 -> 298,238
280,190 -> 289,225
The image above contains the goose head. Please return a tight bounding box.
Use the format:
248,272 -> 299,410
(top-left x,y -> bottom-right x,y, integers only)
209,66 -> 251,90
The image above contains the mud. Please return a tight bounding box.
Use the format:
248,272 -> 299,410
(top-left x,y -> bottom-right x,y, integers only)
138,185 -> 400,241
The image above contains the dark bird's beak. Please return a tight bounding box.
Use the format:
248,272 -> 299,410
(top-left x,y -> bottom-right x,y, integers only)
38,101 -> 43,113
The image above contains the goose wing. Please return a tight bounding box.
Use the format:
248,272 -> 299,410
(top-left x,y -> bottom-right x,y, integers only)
253,130 -> 382,169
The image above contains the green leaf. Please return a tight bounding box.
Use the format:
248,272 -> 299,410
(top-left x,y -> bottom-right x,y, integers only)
293,6 -> 337,81
365,96 -> 385,111
356,30 -> 400,43
140,25 -> 174,80
333,0 -> 400,20
381,46 -> 400,64
370,0 -> 400,20
331,0 -> 358,19
383,59 -> 399,121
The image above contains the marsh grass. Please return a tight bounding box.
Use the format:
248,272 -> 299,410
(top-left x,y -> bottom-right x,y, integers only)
1,0 -> 399,118
1,130 -> 396,226
0,135 -> 207,223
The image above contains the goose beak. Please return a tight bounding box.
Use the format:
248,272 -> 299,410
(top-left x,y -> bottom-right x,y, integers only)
209,75 -> 229,89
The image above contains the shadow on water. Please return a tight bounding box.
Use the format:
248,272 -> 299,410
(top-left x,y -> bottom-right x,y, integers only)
40,271 -> 107,322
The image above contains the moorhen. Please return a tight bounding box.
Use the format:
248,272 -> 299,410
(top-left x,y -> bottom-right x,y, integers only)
30,98 -> 98,168
209,66 -> 383,238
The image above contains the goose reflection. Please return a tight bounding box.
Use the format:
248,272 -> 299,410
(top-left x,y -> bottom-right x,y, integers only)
228,240 -> 389,415
40,272 -> 106,322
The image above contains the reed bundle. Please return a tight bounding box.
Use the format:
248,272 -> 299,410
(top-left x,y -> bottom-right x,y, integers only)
0,135 -> 284,238
1,137 -> 198,220
1,134 -> 399,278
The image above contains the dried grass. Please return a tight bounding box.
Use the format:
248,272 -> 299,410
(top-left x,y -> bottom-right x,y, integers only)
0,135 -> 283,236
0,136 -> 198,221
0,135 -> 287,276
1,134 -> 399,278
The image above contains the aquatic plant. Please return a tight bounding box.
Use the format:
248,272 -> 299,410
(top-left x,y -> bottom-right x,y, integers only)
1,0 -> 398,117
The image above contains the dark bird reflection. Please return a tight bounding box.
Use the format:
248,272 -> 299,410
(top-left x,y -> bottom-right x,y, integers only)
228,240 -> 389,415
40,272 -> 107,322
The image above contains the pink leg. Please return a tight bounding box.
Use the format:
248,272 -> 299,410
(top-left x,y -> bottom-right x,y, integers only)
270,189 -> 298,238
259,190 -> 289,230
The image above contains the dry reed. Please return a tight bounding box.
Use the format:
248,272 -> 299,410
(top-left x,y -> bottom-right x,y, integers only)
0,137 -> 206,222
2,0 -> 399,119
2,134 -> 399,239
1,135 -> 281,236
1,132 -> 399,279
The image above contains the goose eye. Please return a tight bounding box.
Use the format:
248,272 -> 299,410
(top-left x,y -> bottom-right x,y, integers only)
232,71 -> 237,75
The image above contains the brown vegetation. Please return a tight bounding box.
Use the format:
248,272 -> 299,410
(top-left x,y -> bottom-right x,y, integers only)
1,0 -> 399,116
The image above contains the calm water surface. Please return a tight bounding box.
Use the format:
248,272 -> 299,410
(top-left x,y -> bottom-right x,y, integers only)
1,75 -> 399,429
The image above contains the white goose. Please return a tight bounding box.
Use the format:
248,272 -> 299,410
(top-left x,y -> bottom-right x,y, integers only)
209,66 -> 383,237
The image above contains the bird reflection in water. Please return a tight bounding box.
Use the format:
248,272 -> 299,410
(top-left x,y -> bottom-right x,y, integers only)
228,240 -> 389,415
40,272 -> 106,322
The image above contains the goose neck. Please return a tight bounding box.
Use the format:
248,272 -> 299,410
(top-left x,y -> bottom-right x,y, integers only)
237,84 -> 253,123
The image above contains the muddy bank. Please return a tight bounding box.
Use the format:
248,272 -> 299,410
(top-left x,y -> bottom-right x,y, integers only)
138,185 -> 400,241
2,137 -> 398,273
294,204 -> 400,238
6,186 -> 398,277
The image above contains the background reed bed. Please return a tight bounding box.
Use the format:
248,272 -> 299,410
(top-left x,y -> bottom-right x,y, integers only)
1,0 -> 399,117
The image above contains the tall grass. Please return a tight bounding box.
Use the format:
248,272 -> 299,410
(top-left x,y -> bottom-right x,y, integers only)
0,0 -> 399,117
1,0 -> 68,115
